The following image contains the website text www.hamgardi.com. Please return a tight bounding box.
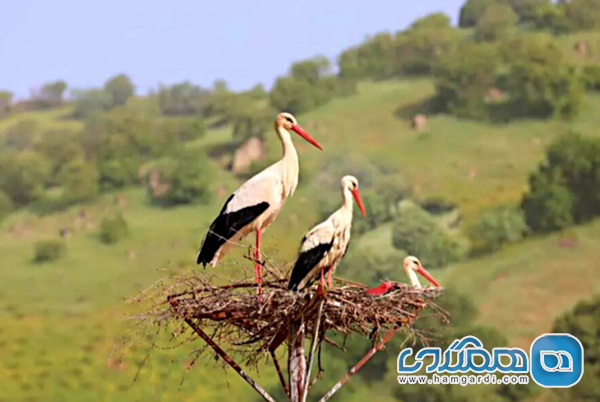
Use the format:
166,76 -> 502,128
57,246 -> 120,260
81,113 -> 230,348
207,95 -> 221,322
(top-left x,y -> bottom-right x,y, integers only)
397,373 -> 530,386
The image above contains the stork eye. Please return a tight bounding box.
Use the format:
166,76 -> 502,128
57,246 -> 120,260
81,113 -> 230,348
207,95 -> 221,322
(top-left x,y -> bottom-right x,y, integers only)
285,117 -> 293,123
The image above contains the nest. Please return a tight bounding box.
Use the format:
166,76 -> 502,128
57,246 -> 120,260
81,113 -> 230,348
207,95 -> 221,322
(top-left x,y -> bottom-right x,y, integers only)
134,260 -> 444,368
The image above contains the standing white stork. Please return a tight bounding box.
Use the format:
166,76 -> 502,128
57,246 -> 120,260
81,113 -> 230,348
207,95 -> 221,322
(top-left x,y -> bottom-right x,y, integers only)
287,175 -> 366,292
364,256 -> 441,295
196,112 -> 323,293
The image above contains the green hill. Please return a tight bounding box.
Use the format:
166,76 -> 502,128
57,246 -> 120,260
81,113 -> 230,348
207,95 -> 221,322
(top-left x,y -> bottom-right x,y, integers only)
1,72 -> 600,401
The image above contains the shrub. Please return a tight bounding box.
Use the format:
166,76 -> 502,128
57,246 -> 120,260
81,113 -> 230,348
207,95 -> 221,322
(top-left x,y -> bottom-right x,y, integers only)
503,36 -> 583,119
99,213 -> 129,244
147,151 -> 213,207
72,89 -> 113,119
583,65 -> 600,91
391,204 -> 468,269
434,42 -> 499,120
0,151 -> 52,206
551,295 -> 600,401
474,3 -> 518,42
104,74 -> 135,107
34,240 -> 66,263
522,132 -> 600,232
0,190 -> 13,222
470,205 -> 529,253
98,157 -> 140,190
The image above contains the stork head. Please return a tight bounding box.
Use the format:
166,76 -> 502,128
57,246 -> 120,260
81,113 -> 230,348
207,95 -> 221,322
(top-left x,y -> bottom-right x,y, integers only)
341,175 -> 366,217
275,112 -> 323,150
403,256 -> 441,289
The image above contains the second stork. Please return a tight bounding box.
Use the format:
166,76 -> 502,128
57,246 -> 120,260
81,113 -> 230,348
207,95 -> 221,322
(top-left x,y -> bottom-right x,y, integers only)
288,175 -> 366,292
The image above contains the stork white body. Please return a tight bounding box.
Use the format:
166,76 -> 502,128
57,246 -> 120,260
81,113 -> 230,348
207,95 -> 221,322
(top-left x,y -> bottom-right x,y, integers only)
288,176 -> 366,292
196,113 -> 322,293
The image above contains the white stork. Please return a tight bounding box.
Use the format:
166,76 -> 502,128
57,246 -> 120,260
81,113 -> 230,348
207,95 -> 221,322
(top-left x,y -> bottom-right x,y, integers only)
196,112 -> 323,293
364,256 -> 441,295
287,175 -> 366,292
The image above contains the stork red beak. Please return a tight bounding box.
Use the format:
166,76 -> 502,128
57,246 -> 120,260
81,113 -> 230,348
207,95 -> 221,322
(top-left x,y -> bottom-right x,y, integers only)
365,281 -> 395,295
351,189 -> 367,217
291,124 -> 323,151
416,265 -> 441,288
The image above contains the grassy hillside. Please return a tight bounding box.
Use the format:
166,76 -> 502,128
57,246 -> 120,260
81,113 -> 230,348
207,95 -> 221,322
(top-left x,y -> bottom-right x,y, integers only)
1,75 -> 600,401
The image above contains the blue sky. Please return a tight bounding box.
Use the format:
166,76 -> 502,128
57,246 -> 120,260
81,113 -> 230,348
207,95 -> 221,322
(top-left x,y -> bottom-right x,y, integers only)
0,0 -> 463,99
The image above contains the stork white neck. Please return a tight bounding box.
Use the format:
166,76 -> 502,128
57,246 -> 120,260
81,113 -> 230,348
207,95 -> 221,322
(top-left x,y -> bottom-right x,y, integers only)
341,186 -> 354,213
276,125 -> 299,197
404,267 -> 422,288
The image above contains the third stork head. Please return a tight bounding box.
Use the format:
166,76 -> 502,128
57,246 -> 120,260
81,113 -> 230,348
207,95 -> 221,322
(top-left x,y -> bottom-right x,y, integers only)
403,256 -> 441,289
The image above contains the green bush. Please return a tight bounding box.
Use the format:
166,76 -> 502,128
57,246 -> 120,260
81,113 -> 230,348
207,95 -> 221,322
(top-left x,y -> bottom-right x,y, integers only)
99,213 -> 129,245
146,151 -> 213,207
522,132 -> 600,232
0,190 -> 13,222
270,56 -> 355,114
98,157 -> 140,190
551,294 -> 600,401
71,89 -> 113,119
563,0 -> 600,31
104,74 -> 135,107
391,204 -> 468,269
503,35 -> 583,119
33,240 -> 66,263
434,42 -> 499,120
0,151 -> 52,206
583,65 -> 600,91
470,205 -> 529,253
474,3 -> 518,42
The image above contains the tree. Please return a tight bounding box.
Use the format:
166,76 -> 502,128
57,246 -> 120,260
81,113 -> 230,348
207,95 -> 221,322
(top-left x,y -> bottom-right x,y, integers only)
470,205 -> 529,253
459,0 -> 498,27
104,74 -> 135,107
33,240 -> 66,263
158,82 -> 211,116
0,190 -> 13,222
2,120 -> 37,150
36,129 -> 85,181
503,35 -> 583,119
391,204 -> 468,269
270,56 -> 345,114
395,13 -> 460,75
475,3 -> 518,42
521,133 -> 600,232
505,0 -> 551,23
522,170 -> 575,232
532,2 -> 568,33
460,0 -> 550,27
0,151 -> 52,205
552,294 -> 600,402
72,89 -> 113,119
0,90 -> 13,117
57,157 -> 99,203
434,42 -> 499,119
35,80 -> 67,108
99,213 -> 129,244
563,0 -> 600,31
147,151 -> 213,206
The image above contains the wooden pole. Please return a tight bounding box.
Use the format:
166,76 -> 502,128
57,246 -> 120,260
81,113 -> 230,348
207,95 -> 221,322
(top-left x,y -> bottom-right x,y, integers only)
302,299 -> 324,402
317,328 -> 400,402
288,320 -> 307,402
168,296 -> 278,402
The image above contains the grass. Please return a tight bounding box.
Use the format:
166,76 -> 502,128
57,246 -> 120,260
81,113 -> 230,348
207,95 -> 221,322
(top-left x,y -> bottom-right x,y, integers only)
2,69 -> 600,400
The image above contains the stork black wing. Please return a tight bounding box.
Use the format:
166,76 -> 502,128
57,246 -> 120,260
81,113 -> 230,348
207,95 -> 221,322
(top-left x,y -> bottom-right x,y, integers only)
287,240 -> 334,291
196,194 -> 269,266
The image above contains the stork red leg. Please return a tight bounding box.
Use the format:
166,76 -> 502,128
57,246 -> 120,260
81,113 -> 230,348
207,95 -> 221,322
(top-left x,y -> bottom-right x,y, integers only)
255,229 -> 263,295
327,267 -> 333,289
318,267 -> 325,296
